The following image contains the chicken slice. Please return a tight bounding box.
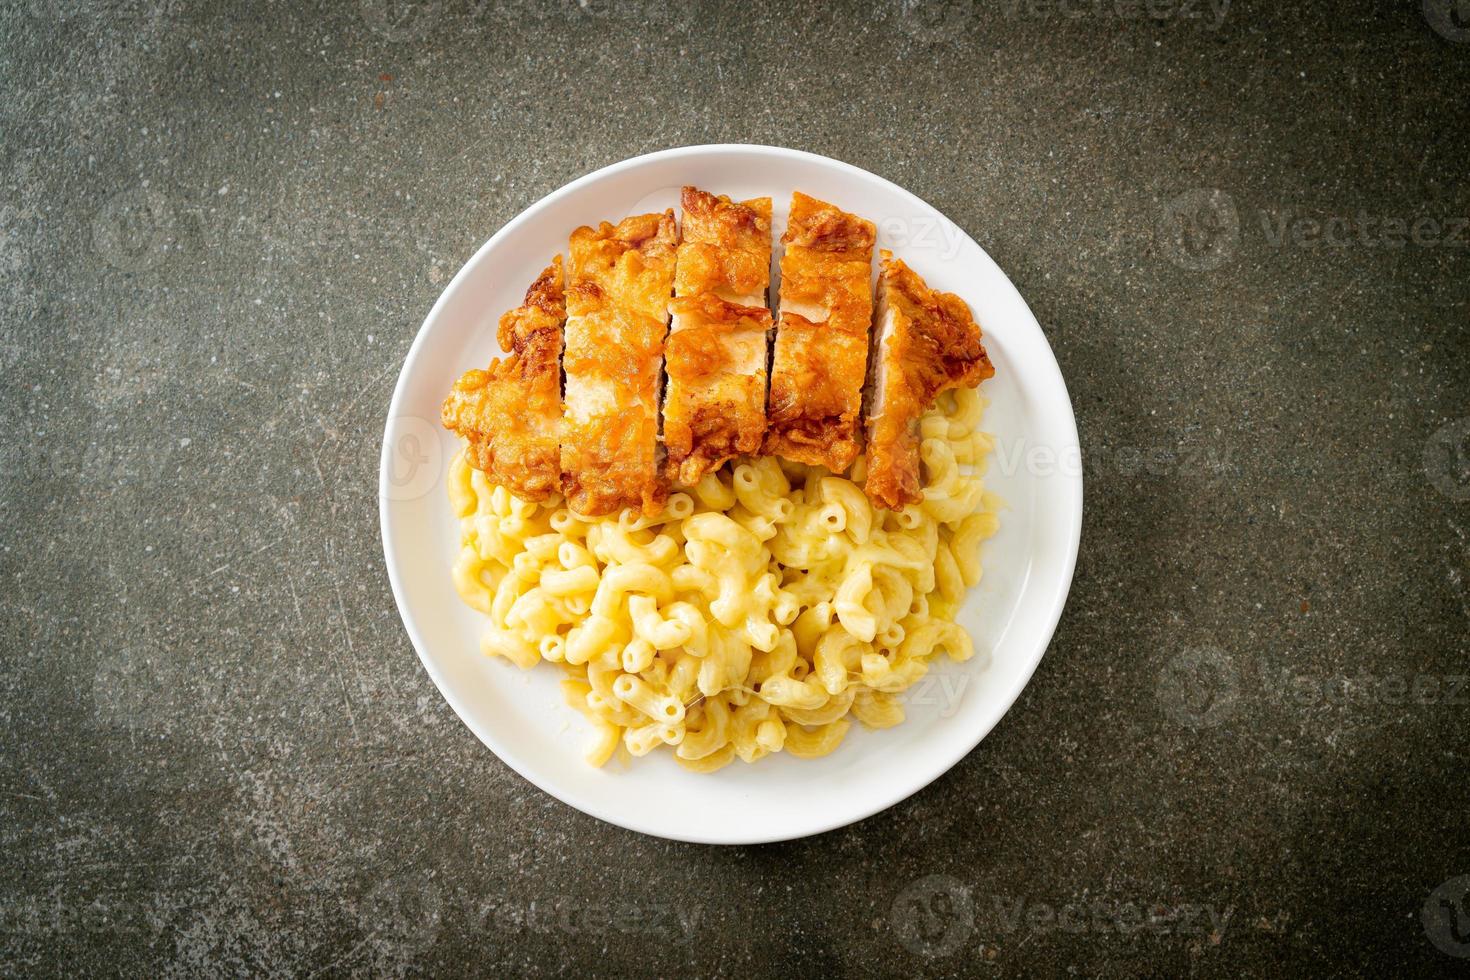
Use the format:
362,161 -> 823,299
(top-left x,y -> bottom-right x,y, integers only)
863,249 -> 995,510
440,256 -> 565,502
561,210 -> 678,517
663,187 -> 773,485
762,191 -> 875,473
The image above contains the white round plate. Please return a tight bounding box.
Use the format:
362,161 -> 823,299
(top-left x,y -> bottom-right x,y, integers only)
380,145 -> 1082,845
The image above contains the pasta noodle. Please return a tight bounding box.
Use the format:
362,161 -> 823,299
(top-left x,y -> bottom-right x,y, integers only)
448,388 -> 1000,770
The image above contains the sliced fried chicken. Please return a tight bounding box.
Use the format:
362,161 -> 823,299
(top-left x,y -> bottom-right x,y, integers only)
663,187 -> 773,485
560,210 -> 678,517
762,192 -> 875,473
863,249 -> 995,510
440,256 -> 566,502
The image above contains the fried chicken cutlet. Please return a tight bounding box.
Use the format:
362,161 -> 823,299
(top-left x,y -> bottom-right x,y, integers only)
762,192 -> 875,473
863,249 -> 994,510
440,256 -> 566,502
560,210 -> 679,516
663,187 -> 773,485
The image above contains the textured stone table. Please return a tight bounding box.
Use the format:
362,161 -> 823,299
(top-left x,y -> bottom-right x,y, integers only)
3,0 -> 1468,975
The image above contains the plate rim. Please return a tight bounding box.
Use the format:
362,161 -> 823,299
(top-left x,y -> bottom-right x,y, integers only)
378,142 -> 1083,845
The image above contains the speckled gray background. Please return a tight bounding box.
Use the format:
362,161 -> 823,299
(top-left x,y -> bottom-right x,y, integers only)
2,0 -> 1468,975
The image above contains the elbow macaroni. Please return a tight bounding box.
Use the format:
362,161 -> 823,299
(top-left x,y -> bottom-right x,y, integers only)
448,387 -> 1000,772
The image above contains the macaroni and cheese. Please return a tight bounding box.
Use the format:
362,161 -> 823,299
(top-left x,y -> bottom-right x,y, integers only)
447,387 -> 1000,771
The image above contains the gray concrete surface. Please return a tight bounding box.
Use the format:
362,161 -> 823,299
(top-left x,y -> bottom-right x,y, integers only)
2,0 -> 1468,975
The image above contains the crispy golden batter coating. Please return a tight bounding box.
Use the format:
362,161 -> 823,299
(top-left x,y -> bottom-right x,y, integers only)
664,292 -> 773,485
763,191 -> 875,473
442,195 -> 993,516
663,187 -> 774,485
864,249 -> 994,510
561,211 -> 678,516
440,257 -> 566,502
673,187 -> 772,305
